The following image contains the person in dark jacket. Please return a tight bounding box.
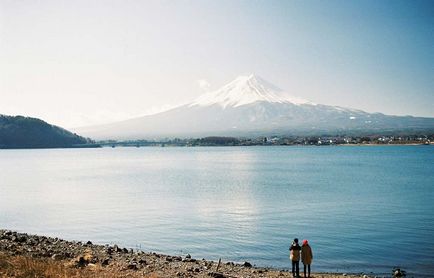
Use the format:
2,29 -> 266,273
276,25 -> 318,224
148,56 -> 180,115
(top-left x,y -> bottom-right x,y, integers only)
301,239 -> 313,278
289,238 -> 301,277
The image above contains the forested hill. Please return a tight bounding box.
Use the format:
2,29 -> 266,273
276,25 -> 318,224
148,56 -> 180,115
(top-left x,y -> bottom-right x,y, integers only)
0,115 -> 92,149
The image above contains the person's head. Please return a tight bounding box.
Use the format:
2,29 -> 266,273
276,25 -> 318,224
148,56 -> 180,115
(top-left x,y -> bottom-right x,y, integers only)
303,239 -> 308,245
293,238 -> 299,244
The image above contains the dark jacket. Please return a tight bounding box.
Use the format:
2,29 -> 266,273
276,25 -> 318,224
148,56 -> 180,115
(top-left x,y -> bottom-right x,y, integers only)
289,243 -> 301,261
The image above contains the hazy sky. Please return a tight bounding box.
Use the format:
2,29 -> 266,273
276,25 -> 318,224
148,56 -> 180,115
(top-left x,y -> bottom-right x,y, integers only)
1,0 -> 433,128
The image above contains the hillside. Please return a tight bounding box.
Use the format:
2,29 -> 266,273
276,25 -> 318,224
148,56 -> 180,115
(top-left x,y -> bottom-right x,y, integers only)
0,115 -> 91,149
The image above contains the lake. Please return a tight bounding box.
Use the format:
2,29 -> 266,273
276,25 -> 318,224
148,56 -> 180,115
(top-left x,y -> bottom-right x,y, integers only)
0,146 -> 433,276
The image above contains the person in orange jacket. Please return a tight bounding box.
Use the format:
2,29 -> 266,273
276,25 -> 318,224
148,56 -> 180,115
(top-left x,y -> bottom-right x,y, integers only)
301,239 -> 313,278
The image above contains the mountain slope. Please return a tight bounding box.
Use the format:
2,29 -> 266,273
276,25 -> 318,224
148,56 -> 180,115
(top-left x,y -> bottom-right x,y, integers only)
0,115 -> 91,148
76,75 -> 434,140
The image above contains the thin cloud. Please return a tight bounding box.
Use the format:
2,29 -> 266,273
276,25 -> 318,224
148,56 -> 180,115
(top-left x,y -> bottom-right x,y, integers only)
197,79 -> 211,91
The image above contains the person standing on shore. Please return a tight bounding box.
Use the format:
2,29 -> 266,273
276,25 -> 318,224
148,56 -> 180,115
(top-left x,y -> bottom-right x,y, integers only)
301,239 -> 313,278
289,238 -> 301,277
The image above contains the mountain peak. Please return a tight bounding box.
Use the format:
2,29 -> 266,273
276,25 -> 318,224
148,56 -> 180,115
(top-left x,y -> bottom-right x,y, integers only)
234,73 -> 262,82
190,75 -> 309,108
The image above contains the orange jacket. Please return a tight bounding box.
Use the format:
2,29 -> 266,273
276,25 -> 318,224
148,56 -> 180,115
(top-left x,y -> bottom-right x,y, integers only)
301,244 -> 313,265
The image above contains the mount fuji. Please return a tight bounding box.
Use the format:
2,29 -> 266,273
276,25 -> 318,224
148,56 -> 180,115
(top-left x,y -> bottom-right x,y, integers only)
76,74 -> 434,140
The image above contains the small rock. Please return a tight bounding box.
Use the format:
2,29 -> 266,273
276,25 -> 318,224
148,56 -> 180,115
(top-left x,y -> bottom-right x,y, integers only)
83,253 -> 93,262
86,241 -> 92,245
393,268 -> 405,277
76,256 -> 87,267
243,261 -> 252,267
102,258 -> 110,266
43,251 -> 52,257
186,266 -> 194,272
208,272 -> 226,278
128,263 -> 138,270
186,254 -> 191,259
51,254 -> 63,261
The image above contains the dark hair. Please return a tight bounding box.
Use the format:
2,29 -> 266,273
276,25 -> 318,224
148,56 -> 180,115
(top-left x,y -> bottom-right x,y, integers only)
294,238 -> 299,243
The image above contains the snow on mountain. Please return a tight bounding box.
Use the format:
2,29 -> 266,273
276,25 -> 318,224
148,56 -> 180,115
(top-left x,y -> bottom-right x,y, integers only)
74,75 -> 434,140
190,74 -> 310,108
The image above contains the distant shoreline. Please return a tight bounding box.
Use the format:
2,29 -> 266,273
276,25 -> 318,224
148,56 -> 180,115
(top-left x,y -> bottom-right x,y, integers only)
98,142 -> 432,148
96,135 -> 433,148
337,143 -> 431,146
0,142 -> 431,150
0,229 -> 381,278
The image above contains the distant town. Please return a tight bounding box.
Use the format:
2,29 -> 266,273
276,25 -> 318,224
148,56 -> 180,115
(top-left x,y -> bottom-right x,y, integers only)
99,134 -> 433,148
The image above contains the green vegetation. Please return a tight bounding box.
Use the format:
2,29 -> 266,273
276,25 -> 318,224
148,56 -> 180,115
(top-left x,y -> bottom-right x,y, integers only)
0,115 -> 94,149
194,136 -> 240,146
100,134 -> 433,148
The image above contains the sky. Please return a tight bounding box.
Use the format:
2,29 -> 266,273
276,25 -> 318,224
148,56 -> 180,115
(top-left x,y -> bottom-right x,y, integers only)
1,0 -> 433,128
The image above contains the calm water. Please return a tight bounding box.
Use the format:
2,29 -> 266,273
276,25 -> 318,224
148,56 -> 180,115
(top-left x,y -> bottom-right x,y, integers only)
0,146 -> 433,276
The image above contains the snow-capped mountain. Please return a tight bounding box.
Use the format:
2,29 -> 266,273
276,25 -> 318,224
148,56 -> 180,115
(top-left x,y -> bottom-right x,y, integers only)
190,74 -> 309,107
75,75 -> 434,140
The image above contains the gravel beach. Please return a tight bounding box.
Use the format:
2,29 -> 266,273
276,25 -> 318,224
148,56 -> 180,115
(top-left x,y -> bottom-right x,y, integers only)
0,230 -> 387,278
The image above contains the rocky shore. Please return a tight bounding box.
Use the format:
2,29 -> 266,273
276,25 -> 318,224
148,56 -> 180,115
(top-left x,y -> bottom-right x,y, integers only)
0,229 -> 384,278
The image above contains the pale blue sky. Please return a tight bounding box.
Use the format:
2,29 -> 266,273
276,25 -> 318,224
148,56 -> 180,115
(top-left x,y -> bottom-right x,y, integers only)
1,0 -> 433,127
